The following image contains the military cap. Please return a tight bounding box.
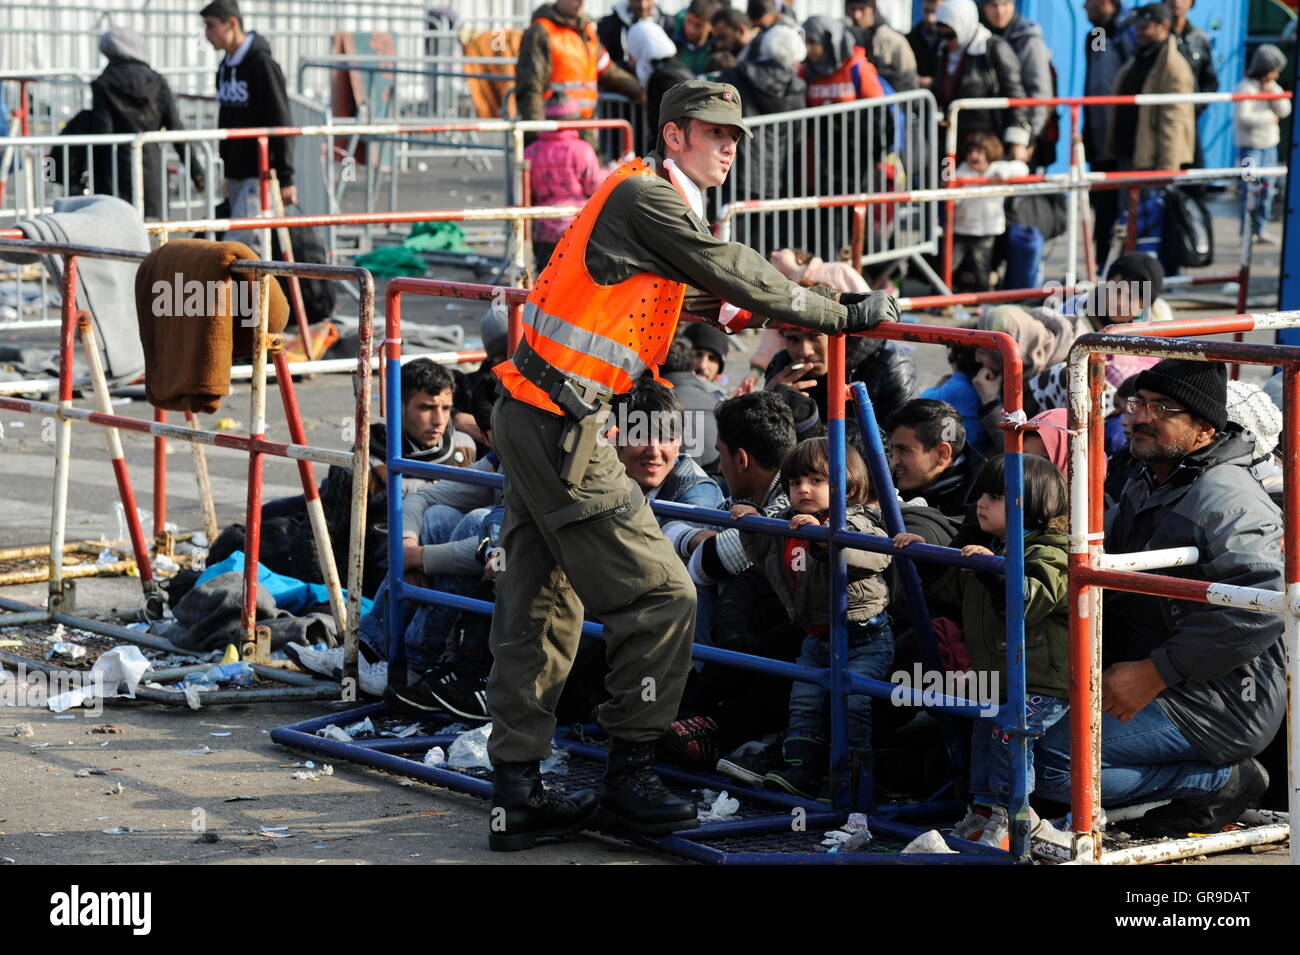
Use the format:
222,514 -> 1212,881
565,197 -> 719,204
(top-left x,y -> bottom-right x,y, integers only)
658,80 -> 752,138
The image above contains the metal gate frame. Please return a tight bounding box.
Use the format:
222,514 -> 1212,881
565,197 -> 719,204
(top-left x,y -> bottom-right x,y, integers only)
1065,313 -> 1299,865
0,235 -> 375,705
273,276 -> 1047,864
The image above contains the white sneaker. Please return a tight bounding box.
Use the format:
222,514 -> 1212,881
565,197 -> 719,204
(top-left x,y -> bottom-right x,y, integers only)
951,805 -> 994,840
974,806 -> 1012,849
1029,815 -> 1075,862
359,659 -> 388,698
284,643 -> 343,680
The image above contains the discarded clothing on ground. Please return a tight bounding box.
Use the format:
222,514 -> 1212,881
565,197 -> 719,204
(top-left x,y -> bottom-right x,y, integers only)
156,551 -> 374,652
197,550 -> 374,616
156,570 -> 335,652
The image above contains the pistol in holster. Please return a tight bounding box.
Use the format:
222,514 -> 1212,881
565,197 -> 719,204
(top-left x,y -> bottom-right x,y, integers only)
551,378 -> 611,487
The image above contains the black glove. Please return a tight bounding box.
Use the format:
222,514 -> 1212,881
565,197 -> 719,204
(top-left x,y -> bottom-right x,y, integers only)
841,290 -> 899,333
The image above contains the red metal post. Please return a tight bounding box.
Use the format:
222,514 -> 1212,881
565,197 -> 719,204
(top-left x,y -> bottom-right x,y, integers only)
507,300 -> 523,355
1124,188 -> 1139,253
257,135 -> 271,222
943,198 -> 956,291
19,80 -> 30,137
153,408 -> 167,542
272,349 -> 322,501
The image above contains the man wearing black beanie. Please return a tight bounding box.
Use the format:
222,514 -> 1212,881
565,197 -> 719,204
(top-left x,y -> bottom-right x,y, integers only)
1034,358 -> 1283,835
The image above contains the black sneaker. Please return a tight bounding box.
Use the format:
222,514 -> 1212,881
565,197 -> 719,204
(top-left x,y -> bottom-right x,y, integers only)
763,736 -> 828,801
382,661 -> 456,718
426,671 -> 491,723
1136,758 -> 1270,838
717,747 -> 782,787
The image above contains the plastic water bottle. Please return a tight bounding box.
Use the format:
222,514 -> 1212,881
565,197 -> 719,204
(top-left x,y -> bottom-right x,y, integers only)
206,661 -> 255,686
183,662 -> 255,689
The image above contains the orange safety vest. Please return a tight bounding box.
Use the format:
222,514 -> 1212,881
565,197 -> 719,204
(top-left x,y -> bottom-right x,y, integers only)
495,158 -> 688,416
803,48 -> 885,107
538,17 -> 606,120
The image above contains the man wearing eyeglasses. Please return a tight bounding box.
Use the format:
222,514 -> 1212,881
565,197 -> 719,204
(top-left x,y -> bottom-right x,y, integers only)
1035,359 -> 1283,836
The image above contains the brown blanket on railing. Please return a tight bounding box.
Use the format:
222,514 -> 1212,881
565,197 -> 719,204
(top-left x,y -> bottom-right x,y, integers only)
134,239 -> 289,413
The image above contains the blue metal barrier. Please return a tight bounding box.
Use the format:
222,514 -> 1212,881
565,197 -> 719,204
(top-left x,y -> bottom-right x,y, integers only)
274,282 -> 1033,863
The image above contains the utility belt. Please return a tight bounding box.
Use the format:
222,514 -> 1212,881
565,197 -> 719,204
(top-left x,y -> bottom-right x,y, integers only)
512,339 -> 615,487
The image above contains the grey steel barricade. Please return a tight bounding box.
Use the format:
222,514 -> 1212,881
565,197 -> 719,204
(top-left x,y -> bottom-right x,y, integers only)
4,2 -> 532,81
715,89 -> 940,275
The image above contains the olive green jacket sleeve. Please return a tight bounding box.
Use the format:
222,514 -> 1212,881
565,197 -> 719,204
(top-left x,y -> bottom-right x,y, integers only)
514,21 -> 550,122
584,163 -> 849,335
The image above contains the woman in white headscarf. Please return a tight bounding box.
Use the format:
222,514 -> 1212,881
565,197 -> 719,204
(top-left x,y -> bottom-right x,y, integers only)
626,19 -> 679,88
628,20 -> 694,143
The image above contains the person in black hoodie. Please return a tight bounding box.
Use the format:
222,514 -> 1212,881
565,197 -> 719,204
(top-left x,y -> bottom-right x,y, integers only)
90,27 -> 205,218
201,0 -> 295,247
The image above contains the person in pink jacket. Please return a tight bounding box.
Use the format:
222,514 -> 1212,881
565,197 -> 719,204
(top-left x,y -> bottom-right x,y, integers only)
524,93 -> 607,273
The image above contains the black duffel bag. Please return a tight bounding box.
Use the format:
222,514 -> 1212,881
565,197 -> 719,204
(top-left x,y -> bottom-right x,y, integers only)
1161,185 -> 1214,269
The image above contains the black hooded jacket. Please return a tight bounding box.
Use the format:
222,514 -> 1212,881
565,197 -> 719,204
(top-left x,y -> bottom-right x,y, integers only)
213,32 -> 295,187
719,58 -> 807,201
765,334 -> 917,427
89,57 -> 203,218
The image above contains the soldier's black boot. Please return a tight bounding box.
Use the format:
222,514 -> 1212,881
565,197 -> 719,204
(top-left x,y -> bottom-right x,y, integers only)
599,738 -> 700,833
488,761 -> 598,852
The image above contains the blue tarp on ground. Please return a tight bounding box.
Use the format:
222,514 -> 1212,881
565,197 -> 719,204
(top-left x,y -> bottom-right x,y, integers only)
197,550 -> 375,617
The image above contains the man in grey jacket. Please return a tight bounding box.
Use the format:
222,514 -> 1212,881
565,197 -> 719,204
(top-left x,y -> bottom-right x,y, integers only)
1036,360 -> 1281,835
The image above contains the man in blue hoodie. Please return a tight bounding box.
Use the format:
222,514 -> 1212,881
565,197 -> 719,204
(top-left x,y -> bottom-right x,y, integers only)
200,0 -> 295,248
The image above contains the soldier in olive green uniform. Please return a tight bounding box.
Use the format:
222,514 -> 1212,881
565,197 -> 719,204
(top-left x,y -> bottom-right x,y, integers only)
468,81 -> 899,850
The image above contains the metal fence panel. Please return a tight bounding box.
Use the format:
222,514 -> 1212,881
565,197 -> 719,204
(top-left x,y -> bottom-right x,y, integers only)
716,89 -> 939,271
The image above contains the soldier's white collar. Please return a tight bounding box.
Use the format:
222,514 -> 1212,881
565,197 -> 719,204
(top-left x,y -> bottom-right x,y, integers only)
662,158 -> 705,221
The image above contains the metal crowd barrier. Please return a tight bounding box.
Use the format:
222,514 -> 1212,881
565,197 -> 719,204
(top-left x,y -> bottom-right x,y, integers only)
942,90 -> 1295,294
272,276 -> 1050,864
297,55 -> 518,132
720,165 -> 1286,314
0,234 -> 375,706
4,1 -> 529,83
0,118 -> 629,335
715,89 -> 939,274
1066,311 -> 1300,866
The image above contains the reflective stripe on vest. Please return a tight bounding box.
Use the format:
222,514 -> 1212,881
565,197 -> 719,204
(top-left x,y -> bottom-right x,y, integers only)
495,157 -> 689,416
539,18 -> 600,119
